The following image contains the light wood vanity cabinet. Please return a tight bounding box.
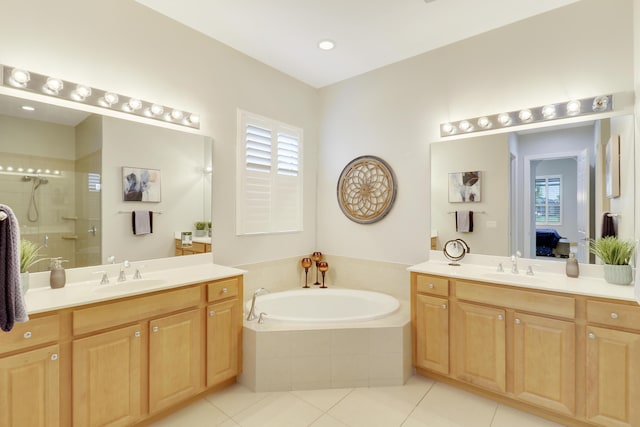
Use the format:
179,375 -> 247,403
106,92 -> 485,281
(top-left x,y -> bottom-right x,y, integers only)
585,300 -> 640,427
0,314 -> 61,427
1,274 -> 243,427
411,274 -> 449,374
411,272 -> 596,425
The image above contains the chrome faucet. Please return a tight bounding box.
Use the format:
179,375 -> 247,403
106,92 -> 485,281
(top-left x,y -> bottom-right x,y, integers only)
118,260 -> 130,282
247,288 -> 270,321
511,251 -> 522,274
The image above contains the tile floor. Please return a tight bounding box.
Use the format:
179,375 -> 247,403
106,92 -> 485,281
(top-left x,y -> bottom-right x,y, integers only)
151,375 -> 566,427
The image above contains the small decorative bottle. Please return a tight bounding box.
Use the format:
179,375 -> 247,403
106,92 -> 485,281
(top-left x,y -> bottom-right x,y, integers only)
566,252 -> 579,278
49,258 -> 68,289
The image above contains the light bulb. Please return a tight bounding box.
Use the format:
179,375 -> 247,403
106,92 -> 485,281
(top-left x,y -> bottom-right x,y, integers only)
566,100 -> 581,115
592,96 -> 609,112
477,117 -> 491,129
72,84 -> 92,101
318,39 -> 336,50
497,113 -> 512,126
170,110 -> 184,120
518,109 -> 533,122
44,77 -> 64,95
442,123 -> 455,134
150,104 -> 164,116
541,105 -> 556,119
103,92 -> 119,106
188,114 -> 200,124
128,98 -> 142,111
458,120 -> 473,132
10,69 -> 30,87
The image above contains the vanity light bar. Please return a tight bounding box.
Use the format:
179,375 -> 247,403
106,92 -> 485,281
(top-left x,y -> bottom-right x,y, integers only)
0,165 -> 61,177
0,65 -> 200,129
440,95 -> 612,137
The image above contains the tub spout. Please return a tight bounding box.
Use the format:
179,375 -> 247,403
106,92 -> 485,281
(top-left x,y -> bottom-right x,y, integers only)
247,287 -> 270,321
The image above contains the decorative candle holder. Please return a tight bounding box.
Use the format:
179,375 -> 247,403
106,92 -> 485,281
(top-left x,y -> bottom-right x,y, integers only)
318,262 -> 329,288
311,251 -> 323,286
301,257 -> 312,288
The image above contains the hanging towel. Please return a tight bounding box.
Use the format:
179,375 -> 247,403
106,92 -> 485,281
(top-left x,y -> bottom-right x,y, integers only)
132,210 -> 153,235
0,204 -> 29,332
601,212 -> 617,238
455,210 -> 474,233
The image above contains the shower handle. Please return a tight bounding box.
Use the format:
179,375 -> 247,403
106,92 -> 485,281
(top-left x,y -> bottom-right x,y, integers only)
88,226 -> 97,236
44,233 -> 49,248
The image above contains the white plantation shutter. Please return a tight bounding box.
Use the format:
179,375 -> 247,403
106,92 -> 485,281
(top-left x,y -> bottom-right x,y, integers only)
237,110 -> 303,235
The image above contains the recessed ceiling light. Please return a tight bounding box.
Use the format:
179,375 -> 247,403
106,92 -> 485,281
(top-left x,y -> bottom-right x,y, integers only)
21,105 -> 35,111
318,39 -> 336,51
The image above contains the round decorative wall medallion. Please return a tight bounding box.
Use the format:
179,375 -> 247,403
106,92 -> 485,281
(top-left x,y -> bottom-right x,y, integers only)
337,155 -> 397,224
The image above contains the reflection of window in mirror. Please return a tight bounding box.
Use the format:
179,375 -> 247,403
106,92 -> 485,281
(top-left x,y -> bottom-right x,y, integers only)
535,175 -> 562,225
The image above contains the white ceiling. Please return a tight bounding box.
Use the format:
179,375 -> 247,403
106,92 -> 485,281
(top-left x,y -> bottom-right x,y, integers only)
135,0 -> 580,88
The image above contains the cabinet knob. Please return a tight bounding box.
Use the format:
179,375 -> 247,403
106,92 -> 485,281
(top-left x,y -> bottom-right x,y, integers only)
50,353 -> 58,361
152,326 -> 159,333
134,331 -> 141,337
23,331 -> 32,339
610,312 -> 619,319
209,310 -> 216,316
222,288 -> 228,294
441,304 -> 447,310
588,332 -> 596,340
498,314 -> 504,321
429,284 -> 434,289
515,318 -> 521,325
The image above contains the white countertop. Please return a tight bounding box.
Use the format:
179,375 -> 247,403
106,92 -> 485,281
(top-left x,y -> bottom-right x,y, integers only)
174,231 -> 211,244
24,255 -> 244,315
409,258 -> 638,303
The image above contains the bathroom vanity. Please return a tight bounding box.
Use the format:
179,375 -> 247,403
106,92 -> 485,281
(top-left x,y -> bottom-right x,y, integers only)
410,260 -> 639,427
0,258 -> 243,427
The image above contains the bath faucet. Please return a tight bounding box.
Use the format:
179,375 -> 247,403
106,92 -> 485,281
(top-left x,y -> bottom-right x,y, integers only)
247,288 -> 270,321
118,260 -> 130,282
511,251 -> 522,274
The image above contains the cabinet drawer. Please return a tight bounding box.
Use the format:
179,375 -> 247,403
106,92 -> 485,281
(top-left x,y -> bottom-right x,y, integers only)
0,314 -> 60,354
456,281 -> 575,319
587,300 -> 640,331
415,274 -> 449,297
208,278 -> 239,302
73,286 -> 201,335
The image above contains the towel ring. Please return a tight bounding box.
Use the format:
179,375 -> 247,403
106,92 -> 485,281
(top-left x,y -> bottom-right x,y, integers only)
443,239 -> 470,266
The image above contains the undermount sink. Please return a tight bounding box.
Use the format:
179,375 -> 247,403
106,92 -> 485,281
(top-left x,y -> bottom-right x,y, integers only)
93,279 -> 166,294
479,272 -> 549,285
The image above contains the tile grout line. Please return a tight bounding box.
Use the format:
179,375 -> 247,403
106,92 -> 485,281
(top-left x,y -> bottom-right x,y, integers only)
488,402 -> 500,427
398,379 -> 437,426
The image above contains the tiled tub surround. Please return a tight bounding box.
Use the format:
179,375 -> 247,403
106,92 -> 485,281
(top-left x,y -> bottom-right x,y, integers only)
240,300 -> 411,392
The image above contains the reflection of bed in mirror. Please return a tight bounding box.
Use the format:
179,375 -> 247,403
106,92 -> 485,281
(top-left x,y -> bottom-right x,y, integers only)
535,228 -> 569,258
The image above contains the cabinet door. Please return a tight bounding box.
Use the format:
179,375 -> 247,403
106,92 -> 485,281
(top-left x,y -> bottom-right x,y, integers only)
0,344 -> 60,427
414,293 -> 449,374
513,313 -> 575,415
452,302 -> 506,393
207,299 -> 240,386
586,326 -> 640,427
149,309 -> 201,413
73,324 -> 142,427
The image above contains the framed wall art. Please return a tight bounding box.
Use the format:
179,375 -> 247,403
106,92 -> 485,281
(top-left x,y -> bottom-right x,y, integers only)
448,171 -> 481,203
605,135 -> 620,199
122,167 -> 161,202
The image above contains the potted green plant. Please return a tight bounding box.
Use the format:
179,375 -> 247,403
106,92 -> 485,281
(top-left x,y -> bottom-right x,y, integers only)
194,221 -> 206,237
589,237 -> 636,285
20,239 -> 44,292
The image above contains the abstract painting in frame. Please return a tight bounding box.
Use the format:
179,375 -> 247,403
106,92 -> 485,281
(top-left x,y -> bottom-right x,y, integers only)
448,171 -> 481,203
122,167 -> 161,202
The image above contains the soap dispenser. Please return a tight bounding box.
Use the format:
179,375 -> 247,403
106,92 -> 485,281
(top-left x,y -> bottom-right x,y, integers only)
566,252 -> 579,278
49,257 -> 68,289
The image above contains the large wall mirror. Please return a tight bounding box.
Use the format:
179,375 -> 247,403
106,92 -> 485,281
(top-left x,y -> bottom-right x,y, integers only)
0,93 -> 212,271
431,114 -> 634,264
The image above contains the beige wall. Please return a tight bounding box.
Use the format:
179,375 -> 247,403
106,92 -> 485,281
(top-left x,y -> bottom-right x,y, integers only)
430,135 -> 510,257
318,0 -> 634,264
0,0 -> 320,267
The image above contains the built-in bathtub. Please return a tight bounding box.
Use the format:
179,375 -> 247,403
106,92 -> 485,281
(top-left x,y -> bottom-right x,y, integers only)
239,288 -> 411,392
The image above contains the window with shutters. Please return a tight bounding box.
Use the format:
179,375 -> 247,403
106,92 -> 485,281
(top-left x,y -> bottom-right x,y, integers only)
535,175 -> 561,225
236,110 -> 303,235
